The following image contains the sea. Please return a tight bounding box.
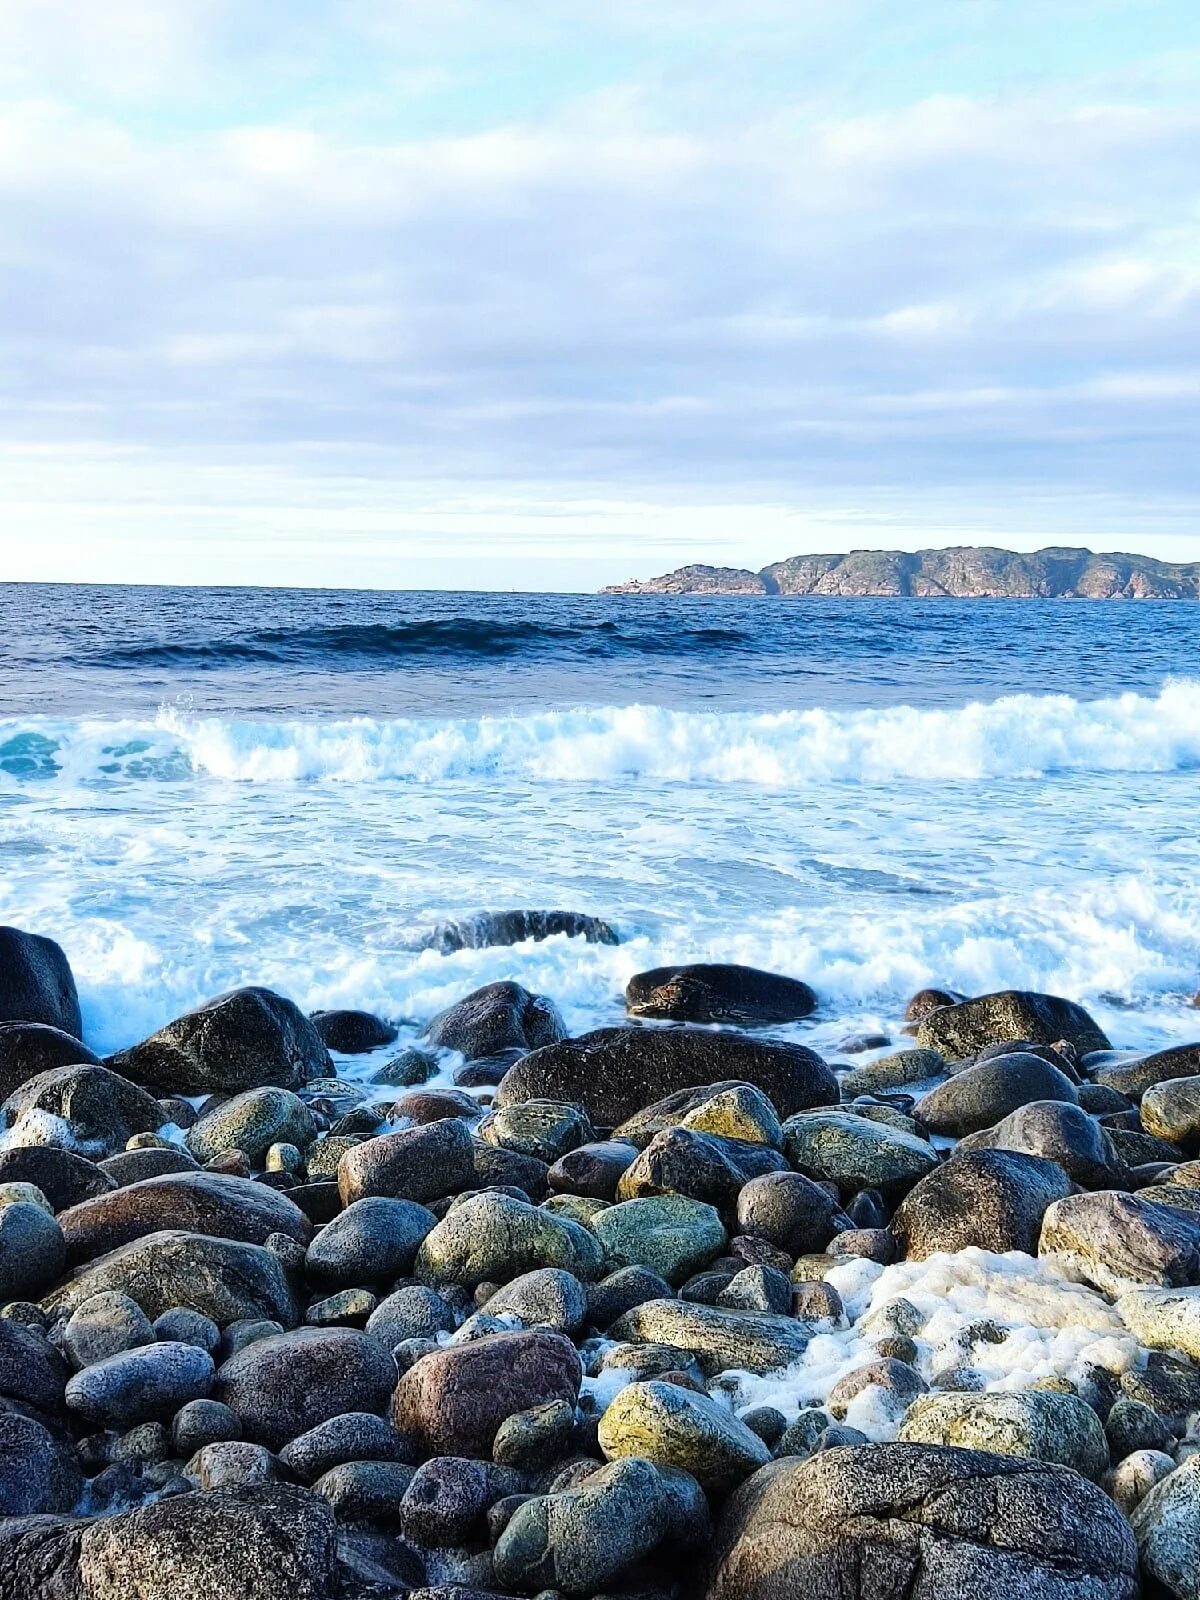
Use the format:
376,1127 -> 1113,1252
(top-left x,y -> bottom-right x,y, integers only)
1,582 -> 1198,1063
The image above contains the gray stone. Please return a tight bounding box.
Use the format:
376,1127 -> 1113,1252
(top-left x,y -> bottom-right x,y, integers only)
1040,1190 -> 1200,1293
400,1455 -> 526,1546
65,1339 -> 214,1427
914,990 -> 1110,1056
61,1290 -> 154,1368
483,1268 -> 588,1334
415,1191 -> 604,1288
186,1086 -> 316,1163
215,1326 -> 396,1450
914,1053 -> 1079,1137
1131,1452 -> 1200,1600
735,1170 -> 851,1255
957,1099 -> 1129,1188
893,1149 -> 1072,1259
609,1297 -> 809,1375
781,1109 -> 937,1199
0,1200 -> 64,1300
616,1126 -> 787,1208
1142,1074 -> 1200,1149
0,1063 -> 163,1158
310,1009 -> 398,1054
152,1306 -> 220,1350
188,1439 -> 279,1490
305,1195 -> 436,1288
0,1144 -> 115,1210
0,1315 -> 69,1417
171,1398 -> 242,1456
366,1284 -> 457,1347
591,1194 -> 726,1287
280,1411 -> 414,1484
57,1170 -> 311,1261
493,1398 -> 576,1469
1116,1284 -> 1200,1359
0,1411 -> 82,1516
478,1100 -> 594,1164
338,1117 -> 476,1206
313,1458 -> 415,1523
1094,1043 -> 1200,1099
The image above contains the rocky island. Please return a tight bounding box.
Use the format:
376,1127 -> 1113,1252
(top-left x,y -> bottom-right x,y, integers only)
603,545 -> 1200,598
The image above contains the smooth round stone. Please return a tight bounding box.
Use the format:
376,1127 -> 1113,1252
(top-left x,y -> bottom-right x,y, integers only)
0,1200 -> 65,1300
66,1340 -> 216,1427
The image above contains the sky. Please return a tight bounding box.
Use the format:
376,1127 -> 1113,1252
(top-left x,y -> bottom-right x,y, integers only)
1,1 -> 1199,590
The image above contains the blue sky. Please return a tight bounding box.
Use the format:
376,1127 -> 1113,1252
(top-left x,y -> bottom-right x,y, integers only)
1,0 -> 1199,589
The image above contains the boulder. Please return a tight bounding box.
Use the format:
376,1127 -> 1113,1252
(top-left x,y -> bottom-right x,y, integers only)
109,986 -> 332,1095
415,1191 -> 604,1288
0,1063 -> 163,1158
310,1009 -> 398,1054
186,1087 -> 316,1164
76,1483 -> 338,1600
424,980 -> 565,1061
548,1140 -> 639,1200
498,1027 -> 837,1127
1130,1453 -> 1200,1600
61,1290 -> 154,1368
892,1150 -> 1072,1259
914,1053 -> 1079,1137
305,1196 -> 436,1288
0,1200 -> 64,1300
1117,1285 -> 1200,1360
99,1146 -> 199,1186
338,1117 -> 475,1206
470,1137 -> 549,1199
0,1412 -> 82,1517
613,1081 -> 783,1151
56,1171 -> 311,1262
399,1455 -> 526,1546
591,1194 -> 727,1286
425,909 -> 619,953
914,990 -> 1110,1056
0,1145 -> 114,1211
0,1317 -> 69,1417
1039,1190 -> 1200,1294
0,1021 -> 100,1102
0,926 -> 81,1037
216,1327 -> 397,1450
625,964 -> 817,1027
735,1171 -> 851,1255
390,1328 -> 582,1457
840,1049 -> 944,1097
483,1268 -> 588,1335
599,1379 -> 770,1491
42,1229 -> 299,1327
366,1285 -> 457,1348
898,1390 -> 1110,1479
66,1340 -> 214,1427
705,1444 -> 1138,1600
616,1127 -> 788,1208
1142,1074 -> 1200,1149
279,1412 -> 414,1484
609,1298 -> 809,1375
478,1099 -> 594,1164
781,1110 -> 937,1200
1093,1043 -> 1200,1099
956,1100 -> 1129,1189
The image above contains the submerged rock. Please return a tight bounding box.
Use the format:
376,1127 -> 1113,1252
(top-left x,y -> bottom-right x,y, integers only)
625,963 -> 817,1026
424,908 -> 619,953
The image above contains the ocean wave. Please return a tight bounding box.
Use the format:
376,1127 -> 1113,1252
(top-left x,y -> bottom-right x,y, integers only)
2,680 -> 1198,787
82,617 -> 754,668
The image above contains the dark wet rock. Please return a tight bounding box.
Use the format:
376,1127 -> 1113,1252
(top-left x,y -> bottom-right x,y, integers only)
0,1063 -> 163,1158
483,1268 -> 588,1335
586,1265 -> 675,1329
98,1145 -> 199,1185
735,1170 -> 851,1255
172,1397 -> 242,1456
0,1316 -> 69,1417
781,1109 -> 937,1200
0,1201 -> 65,1300
391,1328 -> 582,1458
898,1389 -> 1109,1478
313,1457 -> 415,1524
43,1229 -> 300,1327
154,1306 -> 220,1349
366,1284 -> 457,1347
0,926 -> 81,1037
280,1411 -> 415,1484
493,1397 -> 575,1470
0,1412 -> 82,1517
0,1022 -> 100,1104
288,1180 -> 343,1224
914,1053 -> 1079,1137
75,1482 -> 338,1600
1040,1189 -> 1200,1293
1130,1452 -> 1200,1600
1105,1396 -> 1173,1457
1109,1126 -> 1183,1168
609,1298 -> 809,1376
717,1264 -> 792,1315
591,1195 -> 726,1286
416,1190 -> 604,1287
61,1290 -> 154,1368
110,986 -> 332,1096
956,1099 -> 1129,1189
469,1137 -> 550,1200
401,1456 -> 526,1546
56,1171 -> 311,1262
338,1116 -> 476,1206
705,1443 -> 1138,1600
499,1027 -> 837,1127
840,1048 -> 944,1097
1121,1350 -> 1200,1420
1093,1042 -> 1200,1099
892,1149 -> 1072,1259
0,1145 -> 115,1211
305,1196 -> 436,1288
425,909 -> 619,954
66,1340 -> 214,1427
310,1008 -> 398,1054
903,986 -> 967,1023
616,1127 -> 787,1209
216,1326 -> 396,1450
625,964 -> 816,1027
1076,1082 -> 1132,1114
424,980 -> 566,1062
598,1379 -> 769,1491
186,1086 -> 317,1164
478,1099 -> 594,1164
548,1140 -> 639,1200
914,989 -> 1110,1056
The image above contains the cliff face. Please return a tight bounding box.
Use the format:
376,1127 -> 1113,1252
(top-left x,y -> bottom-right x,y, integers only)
603,546 -> 1200,598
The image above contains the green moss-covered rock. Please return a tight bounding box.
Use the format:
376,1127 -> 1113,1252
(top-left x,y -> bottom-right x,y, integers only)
590,1194 -> 726,1286
598,1379 -> 770,1492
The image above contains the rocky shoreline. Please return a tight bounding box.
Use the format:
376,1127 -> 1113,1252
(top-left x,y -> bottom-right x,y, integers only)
3,928 -> 1200,1599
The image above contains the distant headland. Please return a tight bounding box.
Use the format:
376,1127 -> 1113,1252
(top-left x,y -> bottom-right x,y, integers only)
602,545 -> 1200,598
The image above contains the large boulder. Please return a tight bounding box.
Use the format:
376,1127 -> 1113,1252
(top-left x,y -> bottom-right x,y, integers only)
1117,1285 -> 1200,1361
957,1100 -> 1129,1189
915,990 -> 1110,1056
497,1027 -> 837,1126
391,1328 -> 581,1457
705,1444 -> 1138,1600
0,1021 -> 99,1101
216,1327 -> 396,1450
42,1229 -> 299,1327
304,1196 -> 435,1288
0,1145 -> 114,1210
1130,1453 -> 1200,1600
735,1170 -> 851,1255
599,1380 -> 770,1492
415,1190 -> 604,1287
609,1298 -> 809,1375
66,1340 -> 214,1428
109,986 -> 331,1095
309,1008 -> 398,1054
781,1110 -> 937,1200
77,1483 -> 338,1600
0,926 -> 81,1037
1040,1190 -> 1200,1294
891,1150 -> 1072,1259
625,964 -> 817,1027
0,1413 -> 81,1517
338,1117 -> 475,1206
0,1063 -> 163,1157
1141,1074 -> 1200,1149
56,1171 -> 311,1262
914,1054 -> 1079,1137
425,908 -> 619,953
898,1391 -> 1110,1479
423,980 -> 565,1061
